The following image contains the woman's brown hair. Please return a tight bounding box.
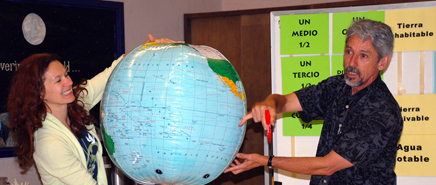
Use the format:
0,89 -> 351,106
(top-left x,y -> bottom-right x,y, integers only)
8,53 -> 95,166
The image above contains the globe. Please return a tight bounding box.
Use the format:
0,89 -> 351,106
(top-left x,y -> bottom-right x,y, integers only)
100,43 -> 247,185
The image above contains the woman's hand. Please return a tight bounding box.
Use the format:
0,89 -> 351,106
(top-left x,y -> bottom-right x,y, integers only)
145,34 -> 185,44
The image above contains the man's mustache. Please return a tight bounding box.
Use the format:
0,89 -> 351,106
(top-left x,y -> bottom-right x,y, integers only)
345,67 -> 361,77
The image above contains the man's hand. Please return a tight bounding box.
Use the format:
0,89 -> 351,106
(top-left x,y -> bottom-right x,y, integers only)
224,153 -> 267,175
238,93 -> 302,131
238,98 -> 277,131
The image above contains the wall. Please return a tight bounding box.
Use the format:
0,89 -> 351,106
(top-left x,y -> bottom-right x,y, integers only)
107,0 -> 351,51
270,1 -> 436,185
221,0 -> 352,10
0,158 -> 41,185
106,0 -> 223,51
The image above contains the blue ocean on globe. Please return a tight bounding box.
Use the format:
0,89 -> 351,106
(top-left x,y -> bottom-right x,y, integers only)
100,43 -> 247,185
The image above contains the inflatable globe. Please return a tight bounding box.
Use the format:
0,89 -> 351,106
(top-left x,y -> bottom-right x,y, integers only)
100,43 -> 247,185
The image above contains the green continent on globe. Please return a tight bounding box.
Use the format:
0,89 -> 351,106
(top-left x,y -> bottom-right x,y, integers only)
102,126 -> 116,157
207,58 -> 244,100
207,58 -> 240,82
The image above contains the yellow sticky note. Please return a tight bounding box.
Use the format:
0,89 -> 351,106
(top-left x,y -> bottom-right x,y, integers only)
394,94 -> 436,135
395,135 -> 436,176
385,8 -> 436,51
393,94 -> 436,176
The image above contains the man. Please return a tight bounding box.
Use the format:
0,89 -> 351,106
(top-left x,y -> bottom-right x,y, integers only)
224,19 -> 403,185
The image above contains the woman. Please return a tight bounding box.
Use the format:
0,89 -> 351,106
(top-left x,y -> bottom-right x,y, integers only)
8,35 -> 182,185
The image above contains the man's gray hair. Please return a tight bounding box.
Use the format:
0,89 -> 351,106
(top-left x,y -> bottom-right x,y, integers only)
346,19 -> 394,60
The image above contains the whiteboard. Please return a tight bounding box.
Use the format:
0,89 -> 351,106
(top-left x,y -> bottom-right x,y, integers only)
269,1 -> 436,184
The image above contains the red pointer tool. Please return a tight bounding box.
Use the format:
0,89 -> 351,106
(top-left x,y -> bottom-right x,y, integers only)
265,110 -> 274,185
265,110 -> 272,143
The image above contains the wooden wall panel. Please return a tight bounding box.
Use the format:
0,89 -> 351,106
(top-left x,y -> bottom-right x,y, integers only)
240,13 -> 271,110
190,16 -> 242,74
188,14 -> 268,185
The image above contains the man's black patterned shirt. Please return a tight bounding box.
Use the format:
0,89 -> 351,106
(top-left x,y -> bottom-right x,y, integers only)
295,74 -> 403,185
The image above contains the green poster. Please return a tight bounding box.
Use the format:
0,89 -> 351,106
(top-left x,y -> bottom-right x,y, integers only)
281,55 -> 329,136
282,55 -> 330,94
283,112 -> 323,136
280,13 -> 329,55
332,11 -> 385,53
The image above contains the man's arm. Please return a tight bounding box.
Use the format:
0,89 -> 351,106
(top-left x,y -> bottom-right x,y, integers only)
224,150 -> 354,175
238,93 -> 303,130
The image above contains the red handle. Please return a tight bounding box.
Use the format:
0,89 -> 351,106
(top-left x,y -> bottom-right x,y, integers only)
265,110 -> 271,143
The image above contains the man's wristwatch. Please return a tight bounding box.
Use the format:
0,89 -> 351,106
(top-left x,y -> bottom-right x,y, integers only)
268,155 -> 274,169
